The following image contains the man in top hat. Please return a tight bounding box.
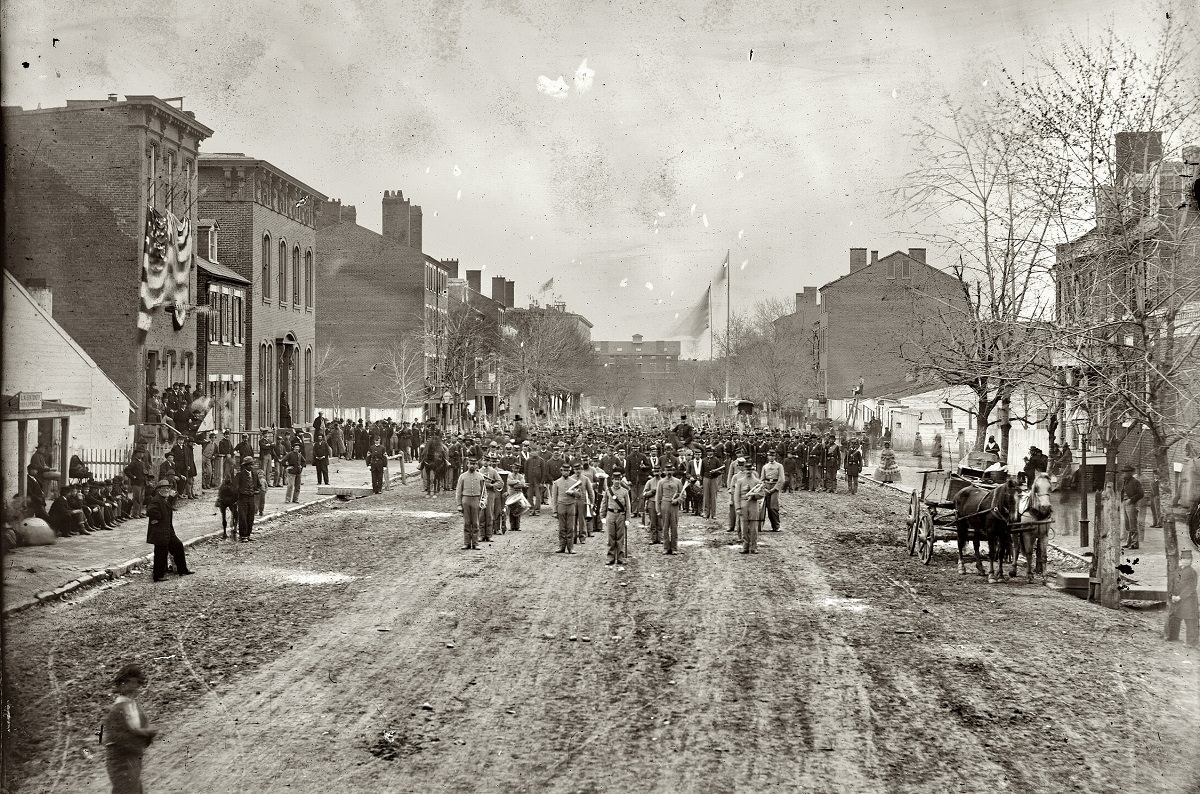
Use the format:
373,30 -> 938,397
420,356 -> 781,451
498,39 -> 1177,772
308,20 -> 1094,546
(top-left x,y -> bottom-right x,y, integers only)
233,456 -> 262,541
313,432 -> 331,486
1166,549 -> 1198,647
146,479 -> 192,580
1120,464 -> 1144,549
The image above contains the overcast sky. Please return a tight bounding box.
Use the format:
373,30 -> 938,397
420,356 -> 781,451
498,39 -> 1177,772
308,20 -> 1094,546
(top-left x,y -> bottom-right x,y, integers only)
1,0 -> 1178,348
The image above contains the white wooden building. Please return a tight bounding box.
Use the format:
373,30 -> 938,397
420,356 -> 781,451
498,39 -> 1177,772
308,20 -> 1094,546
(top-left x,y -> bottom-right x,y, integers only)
2,270 -> 134,498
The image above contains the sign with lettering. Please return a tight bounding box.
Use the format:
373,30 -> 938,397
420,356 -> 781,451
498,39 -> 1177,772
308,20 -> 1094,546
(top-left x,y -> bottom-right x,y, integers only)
17,392 -> 42,411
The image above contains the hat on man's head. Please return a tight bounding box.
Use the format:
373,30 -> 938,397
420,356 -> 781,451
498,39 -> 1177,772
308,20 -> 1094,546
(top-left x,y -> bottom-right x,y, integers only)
154,479 -> 174,490
1180,549 -> 1193,561
1120,464 -> 1135,473
242,456 -> 254,466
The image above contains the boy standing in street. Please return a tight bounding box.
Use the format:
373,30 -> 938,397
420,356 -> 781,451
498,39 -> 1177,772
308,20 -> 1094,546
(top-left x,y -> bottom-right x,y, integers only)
103,664 -> 158,794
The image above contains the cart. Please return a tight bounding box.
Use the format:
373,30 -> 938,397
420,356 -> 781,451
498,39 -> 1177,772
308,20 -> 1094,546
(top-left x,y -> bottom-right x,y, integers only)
905,468 -> 988,565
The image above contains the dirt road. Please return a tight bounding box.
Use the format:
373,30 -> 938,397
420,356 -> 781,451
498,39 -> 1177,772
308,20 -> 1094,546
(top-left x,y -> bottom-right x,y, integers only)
5,482 -> 1198,793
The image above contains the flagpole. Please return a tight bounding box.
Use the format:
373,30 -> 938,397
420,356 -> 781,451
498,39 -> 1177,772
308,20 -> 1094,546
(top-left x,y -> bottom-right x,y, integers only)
724,249 -> 730,405
708,280 -> 713,363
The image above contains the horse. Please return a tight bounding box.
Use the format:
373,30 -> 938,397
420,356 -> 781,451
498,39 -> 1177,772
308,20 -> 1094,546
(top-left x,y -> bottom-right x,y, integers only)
1011,472 -> 1054,582
419,437 -> 448,495
953,477 -> 1021,584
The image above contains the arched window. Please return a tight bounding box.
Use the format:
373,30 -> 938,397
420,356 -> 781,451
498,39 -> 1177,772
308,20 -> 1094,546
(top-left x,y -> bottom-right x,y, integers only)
261,234 -> 272,300
258,343 -> 268,426
292,245 -> 301,305
278,239 -> 287,302
304,346 -> 313,420
305,249 -> 314,308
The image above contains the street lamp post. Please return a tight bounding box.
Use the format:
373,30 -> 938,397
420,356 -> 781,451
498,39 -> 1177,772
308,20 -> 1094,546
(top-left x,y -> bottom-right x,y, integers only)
1072,411 -> 1090,547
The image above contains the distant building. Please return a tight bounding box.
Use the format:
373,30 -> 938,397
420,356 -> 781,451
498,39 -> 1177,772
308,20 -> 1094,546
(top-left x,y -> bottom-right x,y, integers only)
813,247 -> 964,410
316,191 -> 495,420
3,95 -> 213,421
198,153 -> 327,430
589,335 -> 681,412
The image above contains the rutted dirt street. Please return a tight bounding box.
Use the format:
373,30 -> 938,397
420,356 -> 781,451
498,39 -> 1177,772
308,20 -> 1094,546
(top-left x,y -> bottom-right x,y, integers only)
4,481 -> 1198,793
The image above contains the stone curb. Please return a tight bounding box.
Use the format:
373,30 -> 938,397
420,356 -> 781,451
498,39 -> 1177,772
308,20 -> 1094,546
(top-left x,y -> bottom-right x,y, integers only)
4,464 -> 407,616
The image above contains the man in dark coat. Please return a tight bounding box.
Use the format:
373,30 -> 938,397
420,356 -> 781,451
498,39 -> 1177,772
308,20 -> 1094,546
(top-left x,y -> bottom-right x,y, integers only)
124,451 -> 149,518
522,442 -> 548,516
50,484 -> 90,536
367,439 -> 388,494
146,479 -> 192,580
313,433 -> 331,486
233,457 -> 260,541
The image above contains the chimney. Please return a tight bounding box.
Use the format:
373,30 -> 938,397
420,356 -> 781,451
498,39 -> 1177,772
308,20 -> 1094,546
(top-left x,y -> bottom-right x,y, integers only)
907,248 -> 927,264
1115,131 -> 1163,177
491,276 -> 506,304
870,250 -> 878,263
466,269 -> 482,294
381,190 -> 411,246
504,279 -> 515,308
633,334 -> 644,343
795,287 -> 818,309
23,278 -> 52,314
317,198 -> 341,229
410,204 -> 423,253
343,205 -> 356,225
849,248 -> 867,272
107,93 -> 119,102
440,258 -> 459,278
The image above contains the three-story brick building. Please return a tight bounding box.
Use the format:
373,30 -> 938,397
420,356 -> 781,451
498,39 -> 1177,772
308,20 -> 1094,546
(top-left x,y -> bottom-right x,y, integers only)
198,154 -> 326,430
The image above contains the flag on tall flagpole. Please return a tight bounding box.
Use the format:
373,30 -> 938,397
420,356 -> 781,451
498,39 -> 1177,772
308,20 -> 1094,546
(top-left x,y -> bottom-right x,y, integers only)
667,285 -> 711,338
538,277 -> 555,293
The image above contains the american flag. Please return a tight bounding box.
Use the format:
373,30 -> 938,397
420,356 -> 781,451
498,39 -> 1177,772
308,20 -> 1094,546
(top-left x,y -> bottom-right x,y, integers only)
138,207 -> 194,333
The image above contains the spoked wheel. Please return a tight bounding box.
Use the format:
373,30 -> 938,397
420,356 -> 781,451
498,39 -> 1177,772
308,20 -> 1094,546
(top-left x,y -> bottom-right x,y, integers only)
917,509 -> 935,565
906,491 -> 920,555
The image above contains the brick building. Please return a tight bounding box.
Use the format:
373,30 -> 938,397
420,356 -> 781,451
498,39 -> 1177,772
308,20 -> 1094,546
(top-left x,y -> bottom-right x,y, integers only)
814,247 -> 964,404
314,191 -> 451,417
195,229 -> 250,431
2,95 -> 213,421
588,335 -> 681,411
198,154 -> 326,430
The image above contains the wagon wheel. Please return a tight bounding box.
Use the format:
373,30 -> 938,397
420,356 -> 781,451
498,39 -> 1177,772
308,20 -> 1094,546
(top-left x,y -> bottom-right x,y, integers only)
917,509 -> 936,565
906,491 -> 920,555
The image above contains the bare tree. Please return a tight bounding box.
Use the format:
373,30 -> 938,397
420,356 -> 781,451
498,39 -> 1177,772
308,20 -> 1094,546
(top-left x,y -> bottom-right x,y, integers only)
502,307 -> 597,418
895,97 -> 1060,457
313,343 -> 346,416
370,336 -> 426,418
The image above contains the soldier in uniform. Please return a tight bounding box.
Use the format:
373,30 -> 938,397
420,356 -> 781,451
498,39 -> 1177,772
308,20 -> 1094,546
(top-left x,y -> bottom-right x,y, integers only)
455,456 -> 486,550
656,466 -> 684,555
522,442 -> 548,516
807,435 -> 826,491
844,438 -> 865,495
602,468 -> 631,565
313,432 -> 331,486
760,449 -> 785,531
366,439 -> 388,494
551,462 -> 583,553
823,434 -> 842,493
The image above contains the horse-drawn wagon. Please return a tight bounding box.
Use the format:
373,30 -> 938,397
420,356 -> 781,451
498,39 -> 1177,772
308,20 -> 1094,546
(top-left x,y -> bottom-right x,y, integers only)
904,466 -> 1054,582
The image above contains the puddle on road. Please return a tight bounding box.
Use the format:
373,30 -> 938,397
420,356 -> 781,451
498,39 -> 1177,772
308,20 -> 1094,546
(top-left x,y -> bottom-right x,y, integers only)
400,510 -> 455,519
283,571 -> 356,585
821,597 -> 870,613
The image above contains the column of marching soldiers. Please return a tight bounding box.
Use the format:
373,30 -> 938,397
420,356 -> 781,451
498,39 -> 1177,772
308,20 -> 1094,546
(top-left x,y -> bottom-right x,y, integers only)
439,415 -> 872,564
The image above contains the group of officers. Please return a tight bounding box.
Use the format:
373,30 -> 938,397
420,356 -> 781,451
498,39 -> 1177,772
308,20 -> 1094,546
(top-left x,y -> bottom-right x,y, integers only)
442,418 -> 871,562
